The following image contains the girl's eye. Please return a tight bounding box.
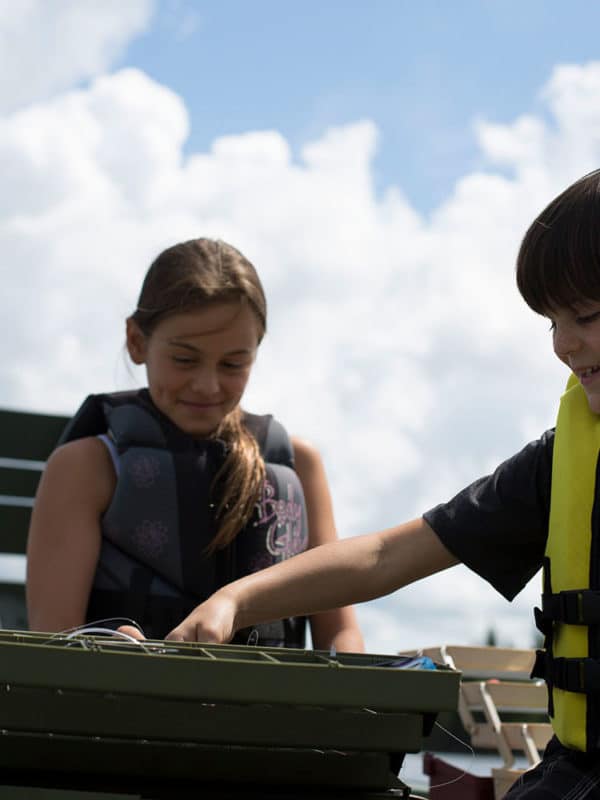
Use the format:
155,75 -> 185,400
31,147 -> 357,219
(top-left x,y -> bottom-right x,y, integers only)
172,356 -> 195,365
222,362 -> 246,371
548,320 -> 556,332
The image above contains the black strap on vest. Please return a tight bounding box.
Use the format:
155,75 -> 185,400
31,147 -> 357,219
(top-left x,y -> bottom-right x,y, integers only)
540,589 -> 600,625
532,650 -> 600,694
533,556 -> 555,716
58,391 -> 139,445
532,557 -> 600,723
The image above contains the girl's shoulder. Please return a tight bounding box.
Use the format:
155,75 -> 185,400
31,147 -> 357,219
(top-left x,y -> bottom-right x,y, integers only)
289,436 -> 321,462
289,436 -> 327,480
49,435 -> 111,464
44,436 -> 117,507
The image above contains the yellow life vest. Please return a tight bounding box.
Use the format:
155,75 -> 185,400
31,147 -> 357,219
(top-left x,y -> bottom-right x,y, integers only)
533,373 -> 600,751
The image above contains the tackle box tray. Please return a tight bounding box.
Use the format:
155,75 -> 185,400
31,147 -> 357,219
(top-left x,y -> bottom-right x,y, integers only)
0,630 -> 460,797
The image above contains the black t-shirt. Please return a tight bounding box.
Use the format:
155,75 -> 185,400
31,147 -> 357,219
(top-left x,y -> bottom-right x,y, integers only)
423,429 -> 555,601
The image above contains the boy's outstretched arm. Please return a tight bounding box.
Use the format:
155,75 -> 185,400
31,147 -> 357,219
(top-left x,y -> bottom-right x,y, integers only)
166,518 -> 459,643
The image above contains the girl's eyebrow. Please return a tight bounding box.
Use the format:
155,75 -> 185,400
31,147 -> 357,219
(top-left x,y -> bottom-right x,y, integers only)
167,340 -> 197,351
167,339 -> 254,356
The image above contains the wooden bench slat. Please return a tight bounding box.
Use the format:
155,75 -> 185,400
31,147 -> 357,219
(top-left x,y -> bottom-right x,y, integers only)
0,466 -> 43,498
492,767 -> 528,798
0,407 -> 67,569
461,680 -> 548,711
471,721 -> 553,752
0,506 -> 32,553
417,645 -> 537,677
0,584 -> 27,630
502,722 -> 554,751
0,409 -> 67,461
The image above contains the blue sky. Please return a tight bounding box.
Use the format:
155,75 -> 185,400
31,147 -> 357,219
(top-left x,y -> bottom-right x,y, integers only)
3,0 -> 600,653
122,0 -> 600,211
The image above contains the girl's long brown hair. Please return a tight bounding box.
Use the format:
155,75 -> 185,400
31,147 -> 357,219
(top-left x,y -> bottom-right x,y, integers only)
130,238 -> 267,553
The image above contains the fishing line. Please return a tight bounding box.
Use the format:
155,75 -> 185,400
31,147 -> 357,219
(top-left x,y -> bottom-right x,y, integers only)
425,720 -> 476,790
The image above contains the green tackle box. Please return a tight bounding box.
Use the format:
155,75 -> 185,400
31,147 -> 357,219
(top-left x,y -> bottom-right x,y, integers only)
0,630 -> 460,798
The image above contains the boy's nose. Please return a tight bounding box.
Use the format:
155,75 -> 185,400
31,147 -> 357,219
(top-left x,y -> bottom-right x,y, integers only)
553,324 -> 581,357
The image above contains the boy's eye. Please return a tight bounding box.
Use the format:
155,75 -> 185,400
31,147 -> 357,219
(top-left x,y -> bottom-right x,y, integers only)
577,311 -> 600,325
548,320 -> 556,332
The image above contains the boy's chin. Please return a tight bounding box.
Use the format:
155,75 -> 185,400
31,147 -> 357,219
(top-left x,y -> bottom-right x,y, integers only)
583,390 -> 600,415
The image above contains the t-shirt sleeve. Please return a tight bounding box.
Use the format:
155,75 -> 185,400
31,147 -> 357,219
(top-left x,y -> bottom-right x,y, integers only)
423,430 -> 554,601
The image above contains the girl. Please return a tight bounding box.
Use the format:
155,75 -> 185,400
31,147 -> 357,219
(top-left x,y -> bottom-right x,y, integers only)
26,238 -> 364,653
167,172 -> 600,798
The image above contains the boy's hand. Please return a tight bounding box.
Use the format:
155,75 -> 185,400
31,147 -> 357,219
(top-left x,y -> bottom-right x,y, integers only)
165,591 -> 237,643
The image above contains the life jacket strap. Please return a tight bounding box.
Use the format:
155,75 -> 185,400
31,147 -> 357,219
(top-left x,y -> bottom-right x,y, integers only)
534,605 -> 552,636
532,650 -> 600,693
541,589 -> 600,624
530,648 -> 546,681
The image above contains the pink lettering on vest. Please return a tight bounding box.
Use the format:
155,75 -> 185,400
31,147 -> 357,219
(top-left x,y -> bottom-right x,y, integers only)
253,479 -> 306,560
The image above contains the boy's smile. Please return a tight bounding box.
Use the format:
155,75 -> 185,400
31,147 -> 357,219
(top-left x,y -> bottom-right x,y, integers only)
551,302 -> 600,413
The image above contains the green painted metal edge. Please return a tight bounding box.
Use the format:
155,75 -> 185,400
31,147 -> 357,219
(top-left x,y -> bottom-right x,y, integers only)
0,633 -> 460,714
0,731 -> 406,790
0,686 -> 424,752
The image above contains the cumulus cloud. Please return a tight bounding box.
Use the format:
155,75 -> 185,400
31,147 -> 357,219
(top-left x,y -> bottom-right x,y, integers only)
3,50 -> 599,651
0,0 -> 154,113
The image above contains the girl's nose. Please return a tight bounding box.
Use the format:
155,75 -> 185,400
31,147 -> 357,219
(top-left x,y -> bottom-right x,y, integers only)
190,366 -> 219,394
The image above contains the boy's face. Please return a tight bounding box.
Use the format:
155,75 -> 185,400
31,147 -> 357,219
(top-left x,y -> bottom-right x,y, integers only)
551,302 -> 600,413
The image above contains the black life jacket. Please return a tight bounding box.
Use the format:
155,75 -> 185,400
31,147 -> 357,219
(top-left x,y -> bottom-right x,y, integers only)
59,390 -> 309,646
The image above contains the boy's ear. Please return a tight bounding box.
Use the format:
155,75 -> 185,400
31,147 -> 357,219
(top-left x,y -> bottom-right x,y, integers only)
126,318 -> 147,365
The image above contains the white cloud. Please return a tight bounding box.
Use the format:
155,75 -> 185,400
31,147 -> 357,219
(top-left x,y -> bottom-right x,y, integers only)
0,0 -> 154,113
3,51 -> 599,652
356,566 -> 541,655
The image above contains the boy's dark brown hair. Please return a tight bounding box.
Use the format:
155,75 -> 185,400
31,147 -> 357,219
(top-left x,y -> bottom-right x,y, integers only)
517,169 -> 600,314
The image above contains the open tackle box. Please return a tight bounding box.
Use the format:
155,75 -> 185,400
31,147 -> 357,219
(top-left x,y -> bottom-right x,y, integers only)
0,630 -> 460,798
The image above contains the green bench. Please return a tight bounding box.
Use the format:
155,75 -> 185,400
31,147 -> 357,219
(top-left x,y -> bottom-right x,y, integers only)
0,406 -> 69,629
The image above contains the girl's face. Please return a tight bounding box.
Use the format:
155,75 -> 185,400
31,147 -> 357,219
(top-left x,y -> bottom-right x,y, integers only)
550,301 -> 600,414
127,301 -> 261,437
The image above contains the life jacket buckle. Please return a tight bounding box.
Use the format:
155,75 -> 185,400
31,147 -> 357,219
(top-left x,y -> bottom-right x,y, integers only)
580,589 -> 600,624
584,658 -> 600,692
541,589 -> 600,624
551,656 -> 600,693
558,590 -> 584,624
553,656 -> 584,692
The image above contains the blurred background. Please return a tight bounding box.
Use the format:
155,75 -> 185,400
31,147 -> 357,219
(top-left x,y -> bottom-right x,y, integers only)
2,0 -> 600,652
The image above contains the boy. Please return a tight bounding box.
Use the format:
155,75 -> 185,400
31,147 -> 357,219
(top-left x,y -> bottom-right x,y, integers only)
169,170 -> 600,798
